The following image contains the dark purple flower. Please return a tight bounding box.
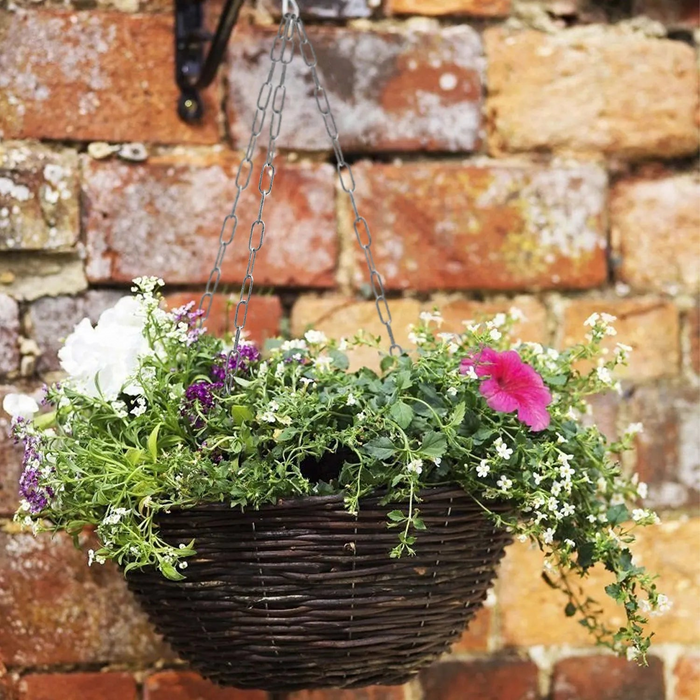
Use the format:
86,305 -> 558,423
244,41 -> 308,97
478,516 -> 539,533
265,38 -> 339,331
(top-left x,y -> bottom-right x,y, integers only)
210,344 -> 261,383
181,379 -> 223,428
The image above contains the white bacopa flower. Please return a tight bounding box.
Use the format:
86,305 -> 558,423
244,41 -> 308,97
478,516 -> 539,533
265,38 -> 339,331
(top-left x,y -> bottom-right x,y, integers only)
433,457 -> 442,466
533,473 -> 544,485
625,422 -> 644,436
338,337 -> 348,351
419,311 -> 443,327
281,339 -> 308,352
130,397 -> 147,417
584,313 -> 600,327
260,411 -> 276,423
313,356 -> 333,371
547,497 -> 559,512
564,539 -> 576,548
408,331 -> 427,345
637,481 -> 648,499
447,386 -> 458,397
489,328 -> 502,341
346,393 -> 357,406
463,365 -> 478,380
497,475 -> 513,491
626,646 -> 641,662
518,534 -> 528,542
491,312 -> 507,328
631,508 -> 649,522
493,437 -> 513,460
615,342 -> 633,358
560,503 -> 575,518
601,312 -> 617,324
559,464 -> 575,481
596,366 -> 614,385
543,527 -> 555,545
304,329 -> 327,345
508,306 -> 525,322
551,481 -> 562,496
556,433 -> 566,444
300,377 -> 315,386
654,594 -> 672,615
356,412 -> 366,421
639,598 -> 652,613
2,393 -> 40,420
477,460 -> 490,478
406,459 -> 423,475
587,514 -> 597,523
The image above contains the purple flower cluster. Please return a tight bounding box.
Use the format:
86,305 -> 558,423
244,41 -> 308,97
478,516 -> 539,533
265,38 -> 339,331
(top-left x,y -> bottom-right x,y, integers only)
210,344 -> 261,383
171,302 -> 206,346
14,423 -> 54,514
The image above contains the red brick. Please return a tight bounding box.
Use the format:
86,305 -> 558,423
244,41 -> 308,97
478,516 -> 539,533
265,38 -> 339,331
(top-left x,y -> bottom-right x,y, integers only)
583,391 -> 621,443
0,10 -> 218,144
17,673 -> 137,700
0,143 -> 79,252
626,385 -> 699,510
28,291 -> 124,374
485,27 -> 699,159
347,160 -> 607,292
0,295 -> 19,377
689,305 -> 700,375
420,659 -> 540,700
552,656 -> 664,700
143,671 -> 265,700
0,530 -> 169,666
560,298 -> 681,381
634,0 -> 699,28
612,174 -> 700,294
389,0 -> 511,16
433,297 -> 549,344
674,655 -> 700,700
288,687 -> 405,700
226,25 -> 483,153
451,599 -> 493,652
83,153 -> 337,287
290,295 -> 421,370
165,292 -> 282,346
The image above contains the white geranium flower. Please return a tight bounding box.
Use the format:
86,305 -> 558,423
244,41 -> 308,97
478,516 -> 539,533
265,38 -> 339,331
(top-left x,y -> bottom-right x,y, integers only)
2,393 -> 40,420
58,296 -> 149,402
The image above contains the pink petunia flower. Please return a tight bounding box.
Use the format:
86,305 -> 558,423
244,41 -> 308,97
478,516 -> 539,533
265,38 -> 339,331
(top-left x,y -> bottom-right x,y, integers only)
460,347 -> 552,432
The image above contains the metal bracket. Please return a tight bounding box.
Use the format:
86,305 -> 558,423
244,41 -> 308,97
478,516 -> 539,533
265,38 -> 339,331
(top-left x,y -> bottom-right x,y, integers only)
175,0 -> 246,122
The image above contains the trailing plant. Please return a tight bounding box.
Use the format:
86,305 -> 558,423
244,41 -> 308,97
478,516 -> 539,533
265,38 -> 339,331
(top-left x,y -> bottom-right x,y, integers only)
5,278 -> 668,663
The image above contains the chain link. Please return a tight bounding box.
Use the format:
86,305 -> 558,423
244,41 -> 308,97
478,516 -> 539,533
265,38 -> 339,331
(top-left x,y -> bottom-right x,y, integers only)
295,18 -> 403,357
199,10 -> 403,393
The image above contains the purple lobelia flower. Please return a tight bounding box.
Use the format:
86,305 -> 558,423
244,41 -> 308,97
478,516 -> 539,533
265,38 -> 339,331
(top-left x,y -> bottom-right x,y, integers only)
12,420 -> 55,514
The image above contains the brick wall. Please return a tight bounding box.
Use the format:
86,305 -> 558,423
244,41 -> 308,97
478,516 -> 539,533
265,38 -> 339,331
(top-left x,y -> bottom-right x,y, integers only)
0,0 -> 698,699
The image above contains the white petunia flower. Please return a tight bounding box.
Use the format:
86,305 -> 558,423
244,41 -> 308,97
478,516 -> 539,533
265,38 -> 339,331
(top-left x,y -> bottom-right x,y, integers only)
2,393 -> 40,420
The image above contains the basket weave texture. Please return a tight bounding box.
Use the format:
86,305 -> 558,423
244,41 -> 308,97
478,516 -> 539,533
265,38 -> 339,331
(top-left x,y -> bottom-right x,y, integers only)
126,486 -> 512,691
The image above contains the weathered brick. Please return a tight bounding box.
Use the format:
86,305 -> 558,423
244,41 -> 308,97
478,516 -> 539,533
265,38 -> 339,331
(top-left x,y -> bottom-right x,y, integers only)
347,160 -> 607,292
287,687 -> 405,700
451,598 -> 493,652
0,385 -> 30,515
28,291 -> 124,374
260,0 -> 374,18
0,143 -> 79,252
551,656 -> 665,700
633,0 -> 699,28
143,671 -> 265,700
420,659 -> 540,700
0,295 -> 19,377
17,672 -> 137,700
389,0 -> 511,16
689,305 -> 700,375
0,673 -> 11,700
0,530 -> 170,666
0,10 -> 218,144
226,25 -> 483,153
290,295 -> 420,370
583,391 -> 621,443
560,298 -> 681,381
674,655 -> 700,700
485,27 -> 699,159
612,174 -> 700,294
626,385 -> 699,509
0,254 -> 87,302
498,518 -> 700,647
431,296 -> 549,344
83,153 -> 337,287
165,292 -> 283,346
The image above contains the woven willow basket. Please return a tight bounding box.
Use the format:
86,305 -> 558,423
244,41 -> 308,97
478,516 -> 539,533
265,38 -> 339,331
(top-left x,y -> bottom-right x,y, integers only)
126,486 -> 512,691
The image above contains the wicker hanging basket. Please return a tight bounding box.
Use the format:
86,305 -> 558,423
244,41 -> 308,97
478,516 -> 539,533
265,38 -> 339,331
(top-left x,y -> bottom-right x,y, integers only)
127,487 -> 511,691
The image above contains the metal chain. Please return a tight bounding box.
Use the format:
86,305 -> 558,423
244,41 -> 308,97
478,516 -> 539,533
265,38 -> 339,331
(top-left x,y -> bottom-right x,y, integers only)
197,13 -> 293,327
295,18 -> 403,357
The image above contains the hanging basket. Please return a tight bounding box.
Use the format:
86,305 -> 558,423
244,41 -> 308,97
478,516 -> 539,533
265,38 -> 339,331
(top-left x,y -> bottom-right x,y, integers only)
127,487 -> 511,691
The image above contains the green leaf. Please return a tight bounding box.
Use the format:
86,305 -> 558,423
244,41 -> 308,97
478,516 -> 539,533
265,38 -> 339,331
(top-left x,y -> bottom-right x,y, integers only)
413,516 -> 427,531
565,602 -> 577,617
33,410 -> 57,430
606,504 -> 629,526
420,431 -> 447,459
329,350 -> 349,371
233,376 -> 252,388
160,561 -> 185,581
449,402 -> 466,427
125,448 -> 144,467
390,401 -> 414,430
395,371 -> 413,391
276,427 -> 296,442
364,437 -> 398,461
147,423 -> 161,461
605,583 -> 623,601
547,375 -> 568,387
231,405 -> 254,425
387,510 -> 405,522
380,355 -> 396,373
577,542 -> 596,569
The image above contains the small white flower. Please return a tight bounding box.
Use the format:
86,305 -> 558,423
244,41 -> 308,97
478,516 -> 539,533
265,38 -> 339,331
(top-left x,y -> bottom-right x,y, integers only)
447,387 -> 458,397
533,473 -> 544,485
560,503 -> 576,518
639,598 -> 652,613
463,365 -> 478,380
547,497 -> 559,512
497,475 -> 513,491
300,377 -> 315,386
357,412 -> 366,421
433,457 -> 442,466
596,366 -> 614,385
260,411 -> 276,423
281,339 -> 308,352
406,459 -> 423,475
625,422 -> 644,436
408,331 -> 427,345
489,328 -> 502,341
518,534 -> 528,542
314,356 -> 333,371
130,397 -> 147,417
2,393 -> 40,420
564,539 -> 576,548
587,514 -> 597,523
551,481 -> 562,496
559,464 -> 575,481
338,338 -> 348,351
556,433 -> 566,444
492,313 -> 507,328
543,528 -> 555,544
493,437 -> 513,461
346,393 -> 358,406
508,307 -> 525,322
601,313 -> 617,324
637,481 -> 648,499
178,561 -> 188,570
626,646 -> 641,662
584,313 -> 600,327
305,329 -> 327,345
477,460 -> 490,478
419,311 -> 443,327
654,594 -> 672,615
632,508 -> 648,522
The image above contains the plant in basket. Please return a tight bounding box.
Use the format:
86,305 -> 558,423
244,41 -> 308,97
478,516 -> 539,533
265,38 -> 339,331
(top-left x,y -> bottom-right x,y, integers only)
5,277 -> 669,690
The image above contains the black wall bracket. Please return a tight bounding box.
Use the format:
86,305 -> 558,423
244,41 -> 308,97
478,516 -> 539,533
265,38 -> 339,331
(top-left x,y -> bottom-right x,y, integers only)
175,0 -> 246,122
